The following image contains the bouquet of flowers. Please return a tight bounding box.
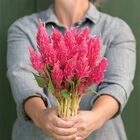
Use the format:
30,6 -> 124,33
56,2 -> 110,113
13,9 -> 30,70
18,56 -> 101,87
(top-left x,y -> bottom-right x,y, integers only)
28,19 -> 108,118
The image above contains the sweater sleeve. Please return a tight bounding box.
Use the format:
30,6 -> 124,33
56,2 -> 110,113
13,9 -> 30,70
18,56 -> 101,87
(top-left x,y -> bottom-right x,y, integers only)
90,18 -> 136,118
7,22 -> 52,121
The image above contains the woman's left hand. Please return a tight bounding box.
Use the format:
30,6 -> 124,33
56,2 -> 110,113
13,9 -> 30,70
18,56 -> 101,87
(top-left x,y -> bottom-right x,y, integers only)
74,95 -> 120,140
74,110 -> 103,140
62,95 -> 119,140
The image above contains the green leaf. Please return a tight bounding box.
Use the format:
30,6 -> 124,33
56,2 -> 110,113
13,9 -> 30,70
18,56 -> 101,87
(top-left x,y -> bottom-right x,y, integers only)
48,80 -> 55,94
66,81 -> 70,89
45,66 -> 51,79
44,66 -> 55,94
67,80 -> 75,92
77,78 -> 81,88
72,76 -> 77,85
57,91 -> 62,98
33,73 -> 47,88
61,89 -> 69,99
89,89 -> 100,96
46,65 -> 51,72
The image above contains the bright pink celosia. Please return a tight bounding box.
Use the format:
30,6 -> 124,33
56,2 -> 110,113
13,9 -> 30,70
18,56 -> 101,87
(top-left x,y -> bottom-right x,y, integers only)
51,61 -> 63,90
29,19 -> 108,99
56,40 -> 68,67
36,20 -> 57,66
77,39 -> 88,58
87,35 -> 101,69
82,27 -> 90,41
75,28 -> 83,46
38,43 -> 57,67
75,27 -> 89,46
71,26 -> 79,36
28,47 -> 45,73
75,55 -> 89,81
87,58 -> 108,85
52,26 -> 64,48
64,29 -> 77,59
36,19 -> 43,47
37,20 -> 51,53
52,26 -> 68,66
63,53 -> 78,81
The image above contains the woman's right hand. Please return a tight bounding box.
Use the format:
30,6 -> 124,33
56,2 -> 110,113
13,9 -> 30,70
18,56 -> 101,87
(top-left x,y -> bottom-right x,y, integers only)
24,97 -> 77,140
35,106 -> 77,140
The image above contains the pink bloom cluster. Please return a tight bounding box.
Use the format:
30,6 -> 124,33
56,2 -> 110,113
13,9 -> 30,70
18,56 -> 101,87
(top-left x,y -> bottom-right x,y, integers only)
29,19 -> 108,96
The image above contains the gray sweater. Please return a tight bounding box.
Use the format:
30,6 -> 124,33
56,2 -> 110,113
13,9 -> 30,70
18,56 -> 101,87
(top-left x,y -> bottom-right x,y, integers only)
7,2 -> 136,140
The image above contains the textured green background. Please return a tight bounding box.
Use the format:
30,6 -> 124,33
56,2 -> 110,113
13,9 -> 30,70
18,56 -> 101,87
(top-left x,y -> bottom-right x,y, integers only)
0,0 -> 139,139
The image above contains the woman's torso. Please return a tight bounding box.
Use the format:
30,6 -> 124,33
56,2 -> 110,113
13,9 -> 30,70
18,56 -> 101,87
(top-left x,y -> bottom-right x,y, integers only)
11,2 -> 130,140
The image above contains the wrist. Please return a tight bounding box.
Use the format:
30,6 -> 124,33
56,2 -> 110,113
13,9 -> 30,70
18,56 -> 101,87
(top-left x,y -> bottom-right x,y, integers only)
91,95 -> 120,126
90,109 -> 105,130
34,107 -> 47,128
24,96 -> 47,127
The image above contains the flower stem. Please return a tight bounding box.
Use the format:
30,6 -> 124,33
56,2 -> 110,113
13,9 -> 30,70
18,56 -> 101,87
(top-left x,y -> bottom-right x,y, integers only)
58,92 -> 81,117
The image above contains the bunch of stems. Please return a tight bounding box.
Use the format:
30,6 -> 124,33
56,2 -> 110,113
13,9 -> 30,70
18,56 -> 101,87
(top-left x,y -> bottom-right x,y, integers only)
56,92 -> 81,118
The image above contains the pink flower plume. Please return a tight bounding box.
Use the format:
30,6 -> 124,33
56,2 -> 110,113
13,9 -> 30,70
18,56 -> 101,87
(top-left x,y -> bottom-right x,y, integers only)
77,39 -> 88,58
75,55 -> 89,81
52,26 -> 68,66
36,19 -> 55,66
64,29 -> 77,59
52,26 -> 64,48
37,19 -> 50,51
28,47 -> 45,73
87,35 -> 101,68
82,27 -> 90,41
51,61 -> 63,90
29,19 -> 108,97
43,44 -> 57,67
87,58 -> 108,85
71,26 -> 79,35
75,27 -> 89,46
63,53 -> 78,81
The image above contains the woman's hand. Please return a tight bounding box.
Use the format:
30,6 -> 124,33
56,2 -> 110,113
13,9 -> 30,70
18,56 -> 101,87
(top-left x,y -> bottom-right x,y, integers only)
73,110 -> 103,140
24,97 -> 77,140
36,106 -> 77,140
24,95 -> 119,140
74,95 -> 119,140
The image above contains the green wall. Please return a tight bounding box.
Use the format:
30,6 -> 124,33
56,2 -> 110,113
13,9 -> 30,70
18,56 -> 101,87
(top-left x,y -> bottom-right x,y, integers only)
0,0 -> 139,139
100,1 -> 140,139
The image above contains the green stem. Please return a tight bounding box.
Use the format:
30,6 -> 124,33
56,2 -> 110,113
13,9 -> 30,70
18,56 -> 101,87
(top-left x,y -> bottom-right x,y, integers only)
58,91 -> 81,117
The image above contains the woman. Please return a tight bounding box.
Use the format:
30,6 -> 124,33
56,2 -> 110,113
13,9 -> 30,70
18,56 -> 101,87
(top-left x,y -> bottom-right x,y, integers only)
7,0 -> 136,140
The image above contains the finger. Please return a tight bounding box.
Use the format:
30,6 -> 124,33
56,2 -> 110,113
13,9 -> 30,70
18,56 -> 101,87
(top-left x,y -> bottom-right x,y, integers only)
52,125 -> 77,136
53,133 -> 76,140
51,106 -> 59,115
52,116 -> 76,128
76,137 -> 83,140
62,116 -> 77,122
62,115 -> 79,125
